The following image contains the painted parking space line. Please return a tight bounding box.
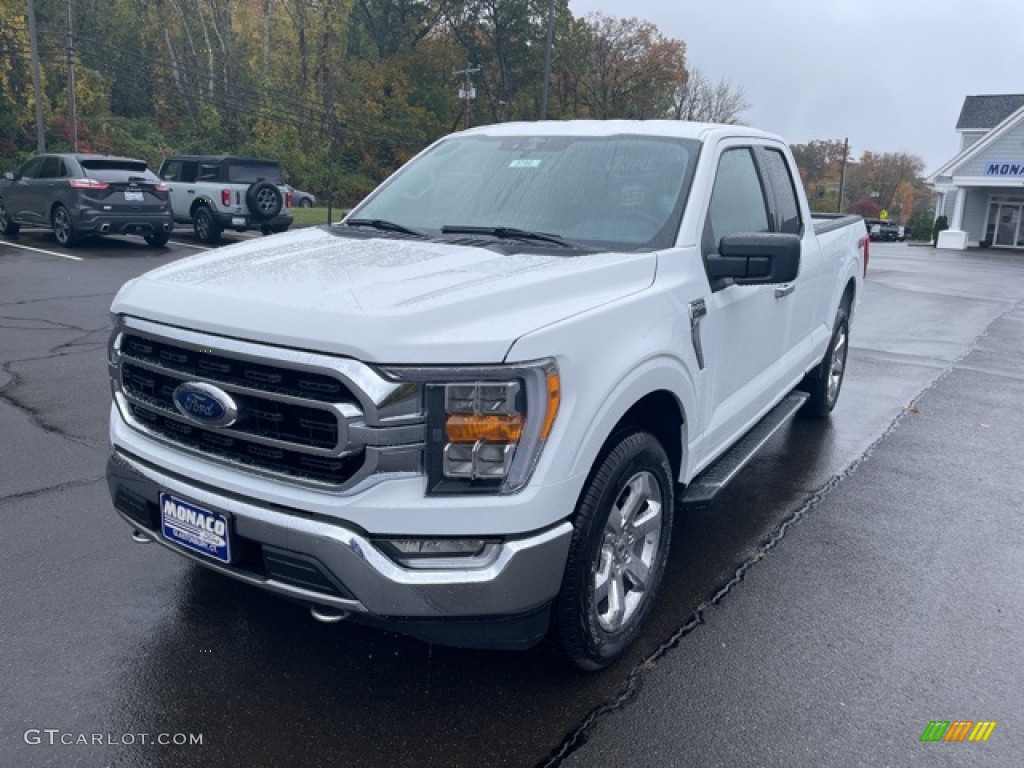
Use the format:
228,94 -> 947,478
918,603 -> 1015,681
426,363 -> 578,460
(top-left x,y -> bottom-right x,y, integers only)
0,239 -> 84,262
167,240 -> 213,251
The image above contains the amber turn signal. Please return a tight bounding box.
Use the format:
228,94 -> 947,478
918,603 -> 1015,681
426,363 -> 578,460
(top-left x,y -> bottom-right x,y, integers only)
446,413 -> 524,443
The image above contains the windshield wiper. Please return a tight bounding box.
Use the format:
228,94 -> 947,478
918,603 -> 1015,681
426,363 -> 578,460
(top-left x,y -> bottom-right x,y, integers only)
440,225 -> 575,248
344,218 -> 425,237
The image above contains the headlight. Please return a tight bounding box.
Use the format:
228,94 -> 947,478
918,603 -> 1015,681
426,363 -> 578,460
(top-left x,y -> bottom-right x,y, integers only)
380,360 -> 559,494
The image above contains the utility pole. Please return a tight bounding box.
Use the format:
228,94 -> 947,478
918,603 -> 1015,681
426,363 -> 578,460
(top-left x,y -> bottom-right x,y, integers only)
26,0 -> 45,152
66,0 -> 78,151
540,0 -> 555,120
837,137 -> 849,214
454,64 -> 480,130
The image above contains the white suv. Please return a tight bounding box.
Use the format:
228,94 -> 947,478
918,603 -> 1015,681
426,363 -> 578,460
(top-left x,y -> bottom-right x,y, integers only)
157,155 -> 293,243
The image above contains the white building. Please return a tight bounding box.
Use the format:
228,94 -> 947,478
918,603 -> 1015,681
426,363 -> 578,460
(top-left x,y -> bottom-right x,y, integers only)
927,94 -> 1024,250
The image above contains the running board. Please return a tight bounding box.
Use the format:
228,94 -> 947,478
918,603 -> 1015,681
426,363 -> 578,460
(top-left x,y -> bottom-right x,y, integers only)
682,391 -> 809,507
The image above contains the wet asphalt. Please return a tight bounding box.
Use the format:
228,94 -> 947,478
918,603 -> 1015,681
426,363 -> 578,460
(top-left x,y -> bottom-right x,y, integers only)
1,231 -> 1022,768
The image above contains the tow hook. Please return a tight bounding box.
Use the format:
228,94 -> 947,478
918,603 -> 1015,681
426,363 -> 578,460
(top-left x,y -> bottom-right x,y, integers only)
131,529 -> 152,543
310,605 -> 350,624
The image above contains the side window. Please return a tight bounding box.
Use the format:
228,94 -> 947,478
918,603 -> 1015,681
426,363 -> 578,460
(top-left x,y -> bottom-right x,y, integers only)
58,159 -> 69,177
704,148 -> 769,255
199,163 -> 220,182
761,149 -> 802,235
179,162 -> 198,183
19,157 -> 44,179
39,157 -> 62,179
162,160 -> 182,181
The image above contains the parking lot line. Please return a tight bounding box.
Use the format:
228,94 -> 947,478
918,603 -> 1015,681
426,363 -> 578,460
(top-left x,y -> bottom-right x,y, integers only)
0,240 -> 84,262
168,240 -> 213,250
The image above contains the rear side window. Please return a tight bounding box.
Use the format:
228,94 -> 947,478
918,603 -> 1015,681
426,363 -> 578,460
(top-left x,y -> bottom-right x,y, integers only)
226,163 -> 284,184
39,157 -> 63,178
760,149 -> 802,235
179,162 -> 198,183
198,164 -> 221,182
704,148 -> 769,255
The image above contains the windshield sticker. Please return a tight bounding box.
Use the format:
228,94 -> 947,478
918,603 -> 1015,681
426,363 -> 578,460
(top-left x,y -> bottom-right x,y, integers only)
509,159 -> 542,168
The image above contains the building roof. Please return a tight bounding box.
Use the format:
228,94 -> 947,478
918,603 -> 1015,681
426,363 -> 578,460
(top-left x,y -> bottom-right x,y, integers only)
955,94 -> 1024,131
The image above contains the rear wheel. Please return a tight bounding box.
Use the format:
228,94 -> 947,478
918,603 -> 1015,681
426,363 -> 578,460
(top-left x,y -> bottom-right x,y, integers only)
52,204 -> 80,246
144,232 -> 169,247
193,205 -> 221,244
299,198 -> 313,208
801,304 -> 850,418
0,198 -> 20,235
553,430 -> 674,670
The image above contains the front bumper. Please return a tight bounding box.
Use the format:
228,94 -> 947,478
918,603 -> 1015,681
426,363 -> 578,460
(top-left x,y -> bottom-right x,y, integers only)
107,449 -> 573,647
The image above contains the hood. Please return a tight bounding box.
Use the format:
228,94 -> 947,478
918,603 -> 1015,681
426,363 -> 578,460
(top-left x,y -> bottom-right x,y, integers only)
111,226 -> 657,363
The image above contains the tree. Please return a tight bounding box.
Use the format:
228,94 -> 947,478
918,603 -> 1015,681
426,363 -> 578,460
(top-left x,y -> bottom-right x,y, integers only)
670,67 -> 748,124
573,13 -> 686,119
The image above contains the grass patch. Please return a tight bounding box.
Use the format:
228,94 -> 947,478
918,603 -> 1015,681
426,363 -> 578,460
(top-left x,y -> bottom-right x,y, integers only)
290,206 -> 350,228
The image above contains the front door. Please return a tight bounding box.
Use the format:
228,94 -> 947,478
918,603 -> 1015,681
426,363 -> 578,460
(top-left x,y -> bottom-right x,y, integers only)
994,204 -> 1022,248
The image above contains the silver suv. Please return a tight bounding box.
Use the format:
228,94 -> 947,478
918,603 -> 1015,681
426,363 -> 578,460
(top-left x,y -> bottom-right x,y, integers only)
157,155 -> 293,243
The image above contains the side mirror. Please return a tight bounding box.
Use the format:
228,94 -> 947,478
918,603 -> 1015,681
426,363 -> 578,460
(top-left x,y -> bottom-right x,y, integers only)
707,233 -> 800,285
3,172 -> 13,181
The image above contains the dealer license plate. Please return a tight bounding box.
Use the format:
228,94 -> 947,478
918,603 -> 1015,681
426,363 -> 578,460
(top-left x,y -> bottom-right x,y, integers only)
124,191 -> 144,202
231,216 -> 246,226
160,493 -> 232,563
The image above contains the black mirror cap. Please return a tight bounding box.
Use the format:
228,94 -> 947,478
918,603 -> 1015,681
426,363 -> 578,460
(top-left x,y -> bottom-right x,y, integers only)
710,233 -> 801,285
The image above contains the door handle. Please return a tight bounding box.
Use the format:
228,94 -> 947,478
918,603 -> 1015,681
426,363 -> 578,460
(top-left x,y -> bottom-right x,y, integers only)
774,283 -> 795,299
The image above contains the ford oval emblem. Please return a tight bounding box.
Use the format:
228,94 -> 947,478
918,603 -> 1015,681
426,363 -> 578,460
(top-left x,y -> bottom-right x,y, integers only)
172,382 -> 239,428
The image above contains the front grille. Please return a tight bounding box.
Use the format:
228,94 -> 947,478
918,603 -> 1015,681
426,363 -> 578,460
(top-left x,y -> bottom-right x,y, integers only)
121,333 -> 350,402
112,319 -> 425,490
127,404 -> 359,485
116,329 -> 368,486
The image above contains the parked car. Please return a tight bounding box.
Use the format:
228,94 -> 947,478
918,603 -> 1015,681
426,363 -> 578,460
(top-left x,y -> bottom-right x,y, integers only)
0,153 -> 173,247
287,185 -> 316,208
157,155 -> 293,243
866,218 -> 900,242
107,122 -> 866,669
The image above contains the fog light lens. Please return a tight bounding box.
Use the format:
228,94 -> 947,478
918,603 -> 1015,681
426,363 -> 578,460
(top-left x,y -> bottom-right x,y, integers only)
388,538 -> 488,556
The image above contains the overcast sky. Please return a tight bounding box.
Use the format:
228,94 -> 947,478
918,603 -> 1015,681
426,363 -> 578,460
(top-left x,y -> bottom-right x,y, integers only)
570,0 -> 1024,174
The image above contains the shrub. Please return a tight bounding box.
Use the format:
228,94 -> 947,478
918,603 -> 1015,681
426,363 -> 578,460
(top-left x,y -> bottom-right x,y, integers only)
932,215 -> 949,245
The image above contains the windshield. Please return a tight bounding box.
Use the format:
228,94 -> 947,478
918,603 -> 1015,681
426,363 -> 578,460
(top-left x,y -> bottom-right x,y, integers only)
351,134 -> 699,249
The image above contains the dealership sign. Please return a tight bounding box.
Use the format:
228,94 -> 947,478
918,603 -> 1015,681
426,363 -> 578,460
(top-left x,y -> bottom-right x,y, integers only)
986,162 -> 1024,176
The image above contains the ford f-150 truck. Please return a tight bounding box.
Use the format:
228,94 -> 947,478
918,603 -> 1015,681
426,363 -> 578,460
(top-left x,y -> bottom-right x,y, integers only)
106,121 -> 867,669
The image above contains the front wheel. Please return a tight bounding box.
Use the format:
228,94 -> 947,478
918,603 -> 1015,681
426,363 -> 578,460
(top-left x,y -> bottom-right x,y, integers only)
801,304 -> 850,418
553,430 -> 674,670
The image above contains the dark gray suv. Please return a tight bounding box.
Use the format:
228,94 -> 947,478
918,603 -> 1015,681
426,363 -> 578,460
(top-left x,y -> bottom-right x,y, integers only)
0,154 -> 174,247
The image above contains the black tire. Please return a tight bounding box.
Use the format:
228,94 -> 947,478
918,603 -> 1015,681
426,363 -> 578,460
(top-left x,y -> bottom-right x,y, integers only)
145,232 -> 169,247
299,198 -> 313,208
553,429 -> 674,670
260,224 -> 272,236
193,205 -> 221,244
0,198 -> 20,236
801,304 -> 850,419
271,224 -> 289,234
52,204 -> 81,246
246,181 -> 283,221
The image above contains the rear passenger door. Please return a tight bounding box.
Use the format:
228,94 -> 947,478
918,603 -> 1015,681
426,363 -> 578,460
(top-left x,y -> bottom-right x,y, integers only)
697,143 -> 793,457
8,156 -> 45,222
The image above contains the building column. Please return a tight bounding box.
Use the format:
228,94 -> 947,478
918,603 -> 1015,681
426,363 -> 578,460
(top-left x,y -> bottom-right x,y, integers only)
937,186 -> 969,250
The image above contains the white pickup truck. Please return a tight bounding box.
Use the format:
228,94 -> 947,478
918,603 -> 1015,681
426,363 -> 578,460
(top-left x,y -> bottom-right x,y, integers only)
106,121 -> 867,669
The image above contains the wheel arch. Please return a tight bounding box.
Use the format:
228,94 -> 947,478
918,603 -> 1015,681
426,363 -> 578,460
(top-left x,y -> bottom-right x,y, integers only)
190,198 -> 217,219
566,360 -> 694,488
